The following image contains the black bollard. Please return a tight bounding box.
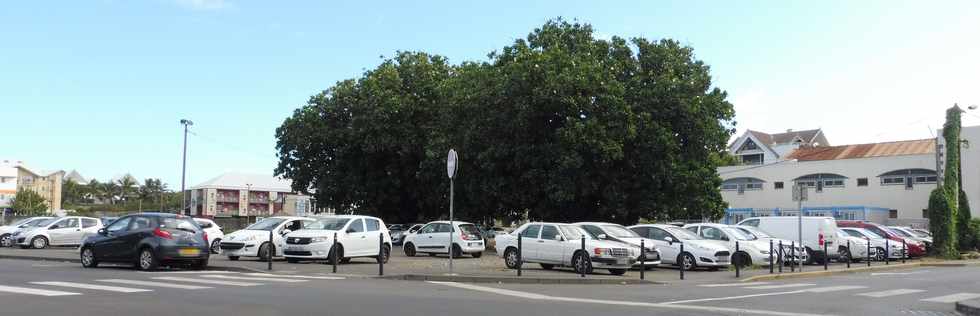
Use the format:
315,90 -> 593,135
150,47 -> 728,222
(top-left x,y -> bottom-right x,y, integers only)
778,240 -> 783,273
679,242 -> 685,280
268,230 -> 273,271
885,239 -> 889,265
517,232 -> 522,277
640,239 -> 645,280
580,236 -> 586,278
769,239 -> 774,274
735,241 -> 741,278
823,241 -> 828,271
332,232 -> 338,273
902,240 -> 907,264
379,232 -> 385,276
790,242 -> 795,272
846,240 -> 850,269
866,239 -> 871,267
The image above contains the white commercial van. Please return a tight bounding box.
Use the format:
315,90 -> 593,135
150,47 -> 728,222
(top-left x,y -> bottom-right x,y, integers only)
736,216 -> 840,264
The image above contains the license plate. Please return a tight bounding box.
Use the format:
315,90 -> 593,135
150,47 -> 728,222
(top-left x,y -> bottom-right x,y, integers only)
717,256 -> 729,262
178,248 -> 201,257
616,258 -> 628,265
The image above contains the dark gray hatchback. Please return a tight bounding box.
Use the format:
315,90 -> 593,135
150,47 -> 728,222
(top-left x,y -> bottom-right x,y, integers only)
80,213 -> 210,271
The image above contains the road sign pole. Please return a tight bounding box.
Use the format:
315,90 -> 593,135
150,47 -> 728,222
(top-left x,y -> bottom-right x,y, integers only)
446,149 -> 458,275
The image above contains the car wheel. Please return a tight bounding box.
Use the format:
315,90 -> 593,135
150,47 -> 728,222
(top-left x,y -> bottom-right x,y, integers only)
804,248 -> 817,265
80,247 -> 99,268
679,252 -> 696,271
286,258 -> 299,263
0,234 -> 11,247
875,247 -> 886,261
404,243 -> 417,257
190,259 -> 208,270
451,244 -> 463,258
504,248 -> 520,269
839,247 -> 851,263
733,251 -> 752,268
210,239 -> 222,254
540,263 -> 554,270
137,248 -> 158,271
31,236 -> 48,249
228,256 -> 240,261
258,242 -> 274,260
572,251 -> 593,275
376,244 -> 390,264
608,268 -> 627,276
471,251 -> 482,258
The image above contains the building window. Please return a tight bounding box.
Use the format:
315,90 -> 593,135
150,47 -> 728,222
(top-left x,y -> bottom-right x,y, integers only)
879,169 -> 937,187
741,153 -> 764,165
857,178 -> 868,186
721,177 -> 765,193
889,209 -> 898,219
794,173 -> 847,192
774,182 -> 784,189
922,209 -> 928,218
741,140 -> 758,151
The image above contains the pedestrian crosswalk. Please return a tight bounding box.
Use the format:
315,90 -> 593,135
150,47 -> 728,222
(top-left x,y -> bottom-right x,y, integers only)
696,281 -> 978,304
0,271 -> 345,298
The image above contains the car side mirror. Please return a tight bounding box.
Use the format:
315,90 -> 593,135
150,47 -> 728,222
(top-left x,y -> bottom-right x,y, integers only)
665,236 -> 675,244
597,234 -> 607,240
281,229 -> 292,236
721,236 -> 729,241
98,228 -> 107,235
553,235 -> 563,241
347,228 -> 356,233
49,225 -> 59,230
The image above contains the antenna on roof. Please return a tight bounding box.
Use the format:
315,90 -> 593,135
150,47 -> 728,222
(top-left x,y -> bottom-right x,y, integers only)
927,125 -> 935,138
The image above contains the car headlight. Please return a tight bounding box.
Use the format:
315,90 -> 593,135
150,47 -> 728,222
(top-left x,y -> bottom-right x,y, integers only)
310,237 -> 330,243
594,248 -> 613,257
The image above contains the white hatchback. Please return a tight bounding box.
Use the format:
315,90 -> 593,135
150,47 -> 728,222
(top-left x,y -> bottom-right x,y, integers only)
283,215 -> 392,264
629,224 -> 731,270
403,221 -> 485,258
0,217 -> 53,247
16,216 -> 102,249
683,223 -> 773,267
193,218 -> 225,254
220,216 -> 315,260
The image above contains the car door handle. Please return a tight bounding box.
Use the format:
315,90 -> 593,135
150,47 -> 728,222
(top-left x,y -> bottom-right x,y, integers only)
75,229 -> 81,231
361,236 -> 366,239
537,240 -> 545,243
428,236 -> 432,238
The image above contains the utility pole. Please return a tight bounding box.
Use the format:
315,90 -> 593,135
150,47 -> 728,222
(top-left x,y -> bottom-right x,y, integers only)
179,119 -> 193,215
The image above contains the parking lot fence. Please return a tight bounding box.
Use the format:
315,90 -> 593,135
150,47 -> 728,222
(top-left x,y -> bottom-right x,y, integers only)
769,239 -> 774,274
679,242 -> 685,280
866,239 -> 871,267
640,239 -> 645,280
379,232 -> 384,276
580,236 -> 586,278
778,240 -> 783,273
885,239 -> 889,265
268,230 -> 273,271
902,240 -> 906,264
517,232 -> 522,277
790,242 -> 795,273
846,240 -> 850,269
823,241 -> 828,271
735,241 -> 741,278
332,232 -> 338,273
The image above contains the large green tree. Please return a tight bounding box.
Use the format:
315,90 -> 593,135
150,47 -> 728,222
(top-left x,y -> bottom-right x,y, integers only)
12,188 -> 47,215
275,19 -> 735,224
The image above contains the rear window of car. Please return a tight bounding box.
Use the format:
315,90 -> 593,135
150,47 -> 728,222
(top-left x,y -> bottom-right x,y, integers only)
160,217 -> 201,232
458,224 -> 481,236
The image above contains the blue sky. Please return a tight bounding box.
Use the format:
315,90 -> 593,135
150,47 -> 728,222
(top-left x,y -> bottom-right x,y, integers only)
3,0 -> 979,188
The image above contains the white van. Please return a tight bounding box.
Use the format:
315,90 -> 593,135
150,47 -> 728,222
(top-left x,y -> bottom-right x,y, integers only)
736,216 -> 840,264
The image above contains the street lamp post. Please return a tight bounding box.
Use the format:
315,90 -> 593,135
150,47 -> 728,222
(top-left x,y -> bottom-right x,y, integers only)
179,119 -> 193,215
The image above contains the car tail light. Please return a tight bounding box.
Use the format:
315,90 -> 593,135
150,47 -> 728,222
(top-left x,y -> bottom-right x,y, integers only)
818,233 -> 824,246
203,232 -> 209,243
153,228 -> 173,239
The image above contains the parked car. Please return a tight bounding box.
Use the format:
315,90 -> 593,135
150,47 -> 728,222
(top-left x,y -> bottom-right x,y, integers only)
839,227 -> 902,261
837,221 -> 924,257
16,216 -> 102,249
80,213 -> 209,271
0,217 -> 53,247
683,223 -> 773,267
283,215 -> 392,264
403,221 -> 484,258
912,228 -> 932,238
730,225 -> 808,264
737,216 -> 841,264
495,222 -> 635,275
629,224 -> 731,270
193,218 -> 225,254
220,216 -> 315,260
834,229 -> 872,262
388,223 -> 416,246
574,222 -> 661,269
889,226 -> 932,250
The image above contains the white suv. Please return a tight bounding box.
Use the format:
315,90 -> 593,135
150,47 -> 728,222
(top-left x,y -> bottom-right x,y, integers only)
283,215 -> 392,264
16,216 -> 102,249
495,222 -> 635,275
193,218 -> 225,254
220,216 -> 315,260
629,224 -> 731,271
402,221 -> 484,258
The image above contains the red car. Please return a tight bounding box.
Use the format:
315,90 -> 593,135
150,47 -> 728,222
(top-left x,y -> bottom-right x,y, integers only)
837,221 -> 925,257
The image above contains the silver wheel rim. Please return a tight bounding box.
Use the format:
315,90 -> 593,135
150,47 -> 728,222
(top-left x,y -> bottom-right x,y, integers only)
211,241 -> 221,254
683,255 -> 694,270
33,238 -> 44,248
1,236 -> 9,247
505,250 -> 517,267
575,255 -> 586,272
140,251 -> 152,269
82,249 -> 93,266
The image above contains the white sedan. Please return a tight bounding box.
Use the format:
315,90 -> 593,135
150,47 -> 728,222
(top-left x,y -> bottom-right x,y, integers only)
16,216 -> 102,249
0,217 -> 53,247
220,216 -> 315,260
684,223 -> 773,267
283,215 -> 392,264
495,222 -> 635,275
629,224 -> 731,270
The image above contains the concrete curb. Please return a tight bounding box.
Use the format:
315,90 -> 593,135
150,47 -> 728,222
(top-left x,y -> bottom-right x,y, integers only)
739,263 -> 922,282
379,274 -> 662,285
956,299 -> 980,316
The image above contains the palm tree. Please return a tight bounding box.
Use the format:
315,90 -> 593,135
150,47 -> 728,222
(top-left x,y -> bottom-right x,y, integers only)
101,182 -> 119,204
87,180 -> 103,204
117,175 -> 137,203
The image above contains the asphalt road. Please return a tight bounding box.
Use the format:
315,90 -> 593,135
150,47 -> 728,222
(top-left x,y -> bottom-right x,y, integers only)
0,258 -> 975,316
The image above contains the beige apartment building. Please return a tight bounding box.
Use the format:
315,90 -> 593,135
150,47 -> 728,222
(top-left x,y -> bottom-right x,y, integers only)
0,160 -> 64,212
185,172 -> 312,217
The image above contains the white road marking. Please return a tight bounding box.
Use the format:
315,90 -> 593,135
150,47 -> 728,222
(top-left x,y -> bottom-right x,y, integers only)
803,286 -> 866,293
201,275 -> 308,283
0,285 -> 81,296
428,281 -> 828,316
699,282 -> 771,287
921,293 -> 980,303
97,279 -> 213,290
151,276 -> 260,287
137,270 -> 239,274
870,270 -> 929,276
857,289 -> 925,298
31,281 -> 152,293
242,273 -> 345,280
659,290 -> 808,305
744,283 -> 815,290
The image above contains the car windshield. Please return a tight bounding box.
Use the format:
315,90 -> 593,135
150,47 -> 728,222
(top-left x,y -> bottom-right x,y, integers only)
888,227 -> 912,237
32,219 -> 55,227
10,218 -> 33,226
739,226 -> 771,238
723,227 -> 755,240
857,228 -> 884,239
245,218 -> 287,231
160,217 -> 201,233
305,218 -> 350,230
665,227 -> 702,240
910,230 -> 930,238
554,225 -> 579,240
601,225 -> 640,238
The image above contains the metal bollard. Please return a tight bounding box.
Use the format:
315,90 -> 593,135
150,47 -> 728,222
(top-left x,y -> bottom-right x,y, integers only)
866,239 -> 871,267
778,240 -> 783,273
846,240 -> 850,269
769,239 -> 774,274
517,232 -> 522,277
580,236 -> 586,278
379,232 -> 384,276
790,242 -> 795,273
902,240 -> 906,264
640,239 -> 645,280
679,242 -> 685,280
823,241 -> 828,271
332,232 -> 338,273
268,230 -> 273,271
735,241 -> 741,278
885,239 -> 889,265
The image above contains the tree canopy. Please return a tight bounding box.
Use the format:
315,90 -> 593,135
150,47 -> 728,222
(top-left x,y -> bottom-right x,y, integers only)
275,19 -> 736,225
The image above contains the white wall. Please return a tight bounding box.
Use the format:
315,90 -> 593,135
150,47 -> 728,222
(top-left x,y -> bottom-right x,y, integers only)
959,125 -> 980,217
718,154 -> 937,219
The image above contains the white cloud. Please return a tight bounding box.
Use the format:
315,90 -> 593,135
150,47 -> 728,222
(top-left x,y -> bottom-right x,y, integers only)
175,0 -> 229,11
